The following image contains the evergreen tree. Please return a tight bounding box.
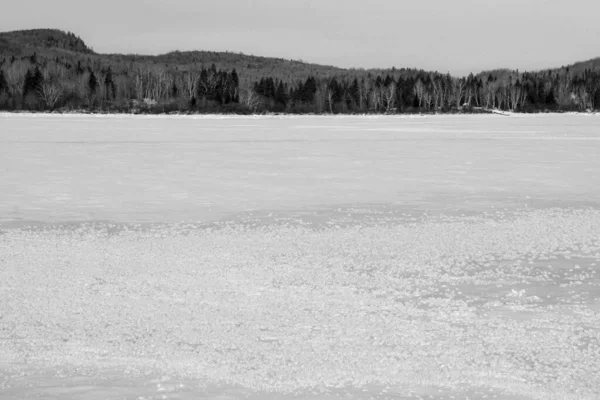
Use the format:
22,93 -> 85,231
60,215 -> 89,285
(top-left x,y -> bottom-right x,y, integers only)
104,67 -> 115,100
198,68 -> 209,99
22,69 -> 33,96
412,93 -> 420,108
88,71 -> 98,94
0,70 -> 8,94
350,78 -> 360,108
170,80 -> 178,98
21,66 -> 44,108
266,77 -> 275,98
254,78 -> 265,97
328,77 -> 341,102
32,66 -> 44,89
22,68 -> 42,96
275,81 -> 287,106
292,81 -> 304,102
230,69 -> 239,102
304,77 -> 317,102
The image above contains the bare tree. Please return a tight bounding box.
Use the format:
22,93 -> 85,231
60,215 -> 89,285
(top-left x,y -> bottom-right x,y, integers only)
432,78 -> 448,110
382,84 -> 396,113
183,72 -> 198,102
369,87 -> 383,111
422,84 -> 433,110
37,82 -> 62,110
326,88 -> 335,113
555,74 -> 573,108
150,69 -> 169,102
358,79 -> 370,112
574,85 -> 592,110
314,86 -> 327,113
4,60 -> 28,96
134,72 -> 145,101
508,84 -> 523,111
496,84 -> 508,110
449,78 -> 466,108
479,81 -> 495,109
414,79 -> 425,108
240,85 -> 261,111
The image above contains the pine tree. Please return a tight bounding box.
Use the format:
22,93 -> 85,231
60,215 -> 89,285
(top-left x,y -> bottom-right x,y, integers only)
104,67 -> 114,100
275,81 -> 287,106
170,80 -> 178,98
22,69 -> 34,96
230,69 -> 239,102
198,68 -> 209,98
350,78 -> 360,106
304,77 -> 317,102
0,70 -> 8,94
88,71 -> 98,94
32,66 -> 44,91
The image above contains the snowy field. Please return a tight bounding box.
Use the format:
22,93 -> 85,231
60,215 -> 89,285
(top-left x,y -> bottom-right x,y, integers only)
1,114 -> 600,399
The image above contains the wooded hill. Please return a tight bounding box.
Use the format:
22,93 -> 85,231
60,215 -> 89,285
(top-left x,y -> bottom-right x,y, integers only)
1,29 -> 599,114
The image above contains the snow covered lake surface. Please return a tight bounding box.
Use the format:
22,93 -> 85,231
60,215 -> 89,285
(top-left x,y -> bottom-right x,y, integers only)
1,114 -> 600,399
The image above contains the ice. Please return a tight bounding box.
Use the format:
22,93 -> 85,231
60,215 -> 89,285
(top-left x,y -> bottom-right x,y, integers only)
1,114 -> 600,399
1,113 -> 600,223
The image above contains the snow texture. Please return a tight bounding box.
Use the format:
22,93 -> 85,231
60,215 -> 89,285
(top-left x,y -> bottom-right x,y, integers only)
1,114 -> 600,399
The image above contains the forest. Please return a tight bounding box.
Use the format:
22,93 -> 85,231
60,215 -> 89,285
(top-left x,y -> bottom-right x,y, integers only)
1,29 -> 600,114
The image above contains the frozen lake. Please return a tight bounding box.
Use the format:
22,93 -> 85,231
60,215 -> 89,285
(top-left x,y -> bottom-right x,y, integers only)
1,114 -> 600,400
2,114 -> 600,223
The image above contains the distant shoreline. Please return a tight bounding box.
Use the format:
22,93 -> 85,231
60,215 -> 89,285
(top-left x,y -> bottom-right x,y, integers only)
1,110 -> 599,119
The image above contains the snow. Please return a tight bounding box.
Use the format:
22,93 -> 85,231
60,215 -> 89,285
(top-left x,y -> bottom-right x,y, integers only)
1,114 -> 600,399
2,113 -> 600,224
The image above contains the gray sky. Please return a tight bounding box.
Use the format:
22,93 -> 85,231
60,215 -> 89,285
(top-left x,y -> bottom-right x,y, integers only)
2,0 -> 599,76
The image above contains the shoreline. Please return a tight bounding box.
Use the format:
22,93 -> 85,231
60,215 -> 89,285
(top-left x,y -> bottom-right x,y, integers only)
1,110 -> 599,119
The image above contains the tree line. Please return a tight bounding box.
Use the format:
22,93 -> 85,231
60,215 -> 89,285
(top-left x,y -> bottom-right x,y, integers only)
1,53 -> 599,114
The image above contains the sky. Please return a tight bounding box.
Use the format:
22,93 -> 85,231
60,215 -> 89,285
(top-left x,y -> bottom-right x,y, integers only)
2,0 -> 599,76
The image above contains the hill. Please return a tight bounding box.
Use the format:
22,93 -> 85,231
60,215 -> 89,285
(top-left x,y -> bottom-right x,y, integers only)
0,29 -> 348,82
2,28 -> 599,82
0,29 -> 599,114
562,57 -> 600,74
0,29 -> 435,83
0,29 -> 93,55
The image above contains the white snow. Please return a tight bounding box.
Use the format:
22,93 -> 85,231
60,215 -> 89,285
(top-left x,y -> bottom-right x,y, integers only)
1,114 -> 600,399
1,113 -> 600,223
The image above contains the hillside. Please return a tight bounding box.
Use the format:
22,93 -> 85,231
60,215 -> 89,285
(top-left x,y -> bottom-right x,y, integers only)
476,57 -> 600,83
2,28 -> 599,81
0,29 -> 347,82
563,57 -> 600,74
0,29 -> 93,55
0,29 -> 599,114
0,29 -> 437,84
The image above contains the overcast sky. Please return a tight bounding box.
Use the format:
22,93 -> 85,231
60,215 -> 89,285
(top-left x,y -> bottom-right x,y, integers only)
2,0 -> 599,76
